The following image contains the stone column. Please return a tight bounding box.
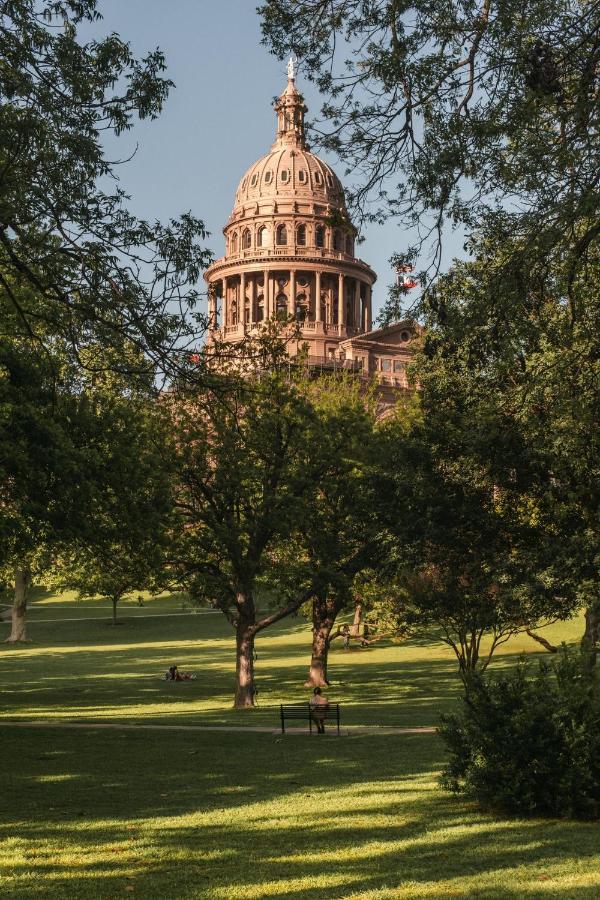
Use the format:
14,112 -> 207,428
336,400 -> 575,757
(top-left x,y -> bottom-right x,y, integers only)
315,271 -> 322,323
289,269 -> 296,318
223,276 -> 228,325
365,283 -> 372,332
263,268 -> 270,318
250,275 -> 256,326
354,279 -> 361,331
338,273 -> 345,329
240,271 -> 246,327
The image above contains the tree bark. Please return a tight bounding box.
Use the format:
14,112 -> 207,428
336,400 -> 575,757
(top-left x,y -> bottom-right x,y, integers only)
234,624 -> 257,708
305,593 -> 344,687
526,628 -> 558,653
111,596 -> 118,626
5,567 -> 31,643
306,616 -> 335,687
581,603 -> 599,667
350,601 -> 363,636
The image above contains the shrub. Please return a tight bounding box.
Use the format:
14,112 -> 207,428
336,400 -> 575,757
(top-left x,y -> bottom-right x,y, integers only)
440,649 -> 600,819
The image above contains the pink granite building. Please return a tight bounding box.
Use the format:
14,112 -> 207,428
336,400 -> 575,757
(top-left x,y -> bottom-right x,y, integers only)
204,64 -> 415,394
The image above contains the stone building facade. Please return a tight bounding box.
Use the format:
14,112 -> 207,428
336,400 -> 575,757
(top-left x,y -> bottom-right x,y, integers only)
204,66 -> 415,389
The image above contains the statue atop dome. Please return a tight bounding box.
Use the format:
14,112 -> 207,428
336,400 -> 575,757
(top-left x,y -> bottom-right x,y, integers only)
287,56 -> 296,81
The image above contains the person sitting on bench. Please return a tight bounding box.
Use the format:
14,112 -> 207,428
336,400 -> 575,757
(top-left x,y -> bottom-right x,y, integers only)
309,686 -> 329,734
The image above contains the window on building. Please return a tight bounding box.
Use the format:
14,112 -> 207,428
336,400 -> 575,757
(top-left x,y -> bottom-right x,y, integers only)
230,232 -> 238,253
381,359 -> 392,372
326,174 -> 333,187
257,226 -> 268,247
276,293 -> 288,320
315,226 -> 325,248
333,230 -> 342,251
264,170 -> 273,184
298,169 -> 307,183
251,173 -> 258,187
280,170 -> 290,183
400,330 -> 411,342
242,228 -> 251,249
314,171 -> 323,186
345,235 -> 353,255
393,360 -> 404,373
276,224 -> 287,245
297,224 -> 306,246
257,295 -> 264,321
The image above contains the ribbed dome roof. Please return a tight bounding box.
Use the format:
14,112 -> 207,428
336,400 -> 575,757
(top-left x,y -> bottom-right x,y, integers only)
234,147 -> 346,207
232,67 -> 347,212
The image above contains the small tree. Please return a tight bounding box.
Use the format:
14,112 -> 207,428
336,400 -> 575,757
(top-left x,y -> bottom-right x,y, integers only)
54,385 -> 172,624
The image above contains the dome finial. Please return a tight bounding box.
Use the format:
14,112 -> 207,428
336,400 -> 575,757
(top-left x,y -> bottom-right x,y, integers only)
287,56 -> 296,81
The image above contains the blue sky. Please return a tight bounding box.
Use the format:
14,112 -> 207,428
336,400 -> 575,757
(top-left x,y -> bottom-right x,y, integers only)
81,0 -> 466,319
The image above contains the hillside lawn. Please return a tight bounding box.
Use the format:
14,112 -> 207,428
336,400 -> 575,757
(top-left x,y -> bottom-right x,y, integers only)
0,590 -> 598,898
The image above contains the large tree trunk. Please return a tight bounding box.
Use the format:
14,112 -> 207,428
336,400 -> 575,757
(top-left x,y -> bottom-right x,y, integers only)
581,603 -> 599,667
306,616 -> 335,687
305,593 -> 344,687
350,602 -> 363,637
111,596 -> 118,626
234,625 -> 257,708
5,567 -> 31,643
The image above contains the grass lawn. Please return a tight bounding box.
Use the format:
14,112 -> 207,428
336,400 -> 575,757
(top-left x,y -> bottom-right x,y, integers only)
1,591 -> 598,898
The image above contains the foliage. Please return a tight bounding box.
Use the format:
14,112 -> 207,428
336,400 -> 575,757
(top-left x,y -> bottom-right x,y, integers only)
260,0 -> 599,299
440,649 -> 600,819
0,0 -> 212,376
377,392 -> 575,682
52,385 -> 173,623
413,239 -> 600,659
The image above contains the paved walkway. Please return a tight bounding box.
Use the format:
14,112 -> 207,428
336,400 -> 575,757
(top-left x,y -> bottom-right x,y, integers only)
0,719 -> 436,736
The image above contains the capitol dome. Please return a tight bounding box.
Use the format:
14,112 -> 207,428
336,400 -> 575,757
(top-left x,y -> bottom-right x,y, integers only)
205,63 -> 376,360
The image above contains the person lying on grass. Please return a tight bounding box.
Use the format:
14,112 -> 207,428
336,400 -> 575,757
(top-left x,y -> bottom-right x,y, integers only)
164,665 -> 196,681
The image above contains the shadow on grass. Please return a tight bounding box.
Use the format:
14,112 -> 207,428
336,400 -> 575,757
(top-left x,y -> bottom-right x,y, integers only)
0,727 -> 598,899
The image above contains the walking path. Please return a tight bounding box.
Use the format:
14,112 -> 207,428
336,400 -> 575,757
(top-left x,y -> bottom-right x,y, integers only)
18,611 -> 219,624
0,719 -> 436,736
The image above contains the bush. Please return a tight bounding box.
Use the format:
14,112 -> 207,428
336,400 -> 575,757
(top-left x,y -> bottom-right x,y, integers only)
440,649 -> 600,819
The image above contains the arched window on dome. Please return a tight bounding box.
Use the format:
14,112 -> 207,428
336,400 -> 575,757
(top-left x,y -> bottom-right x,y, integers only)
333,230 -> 342,251
280,170 -> 290,184
314,171 -> 323,186
230,232 -> 238,254
242,228 -> 252,250
297,224 -> 306,246
276,224 -> 287,246
264,170 -> 273,184
257,226 -> 268,247
345,234 -> 353,255
315,226 -> 325,248
298,170 -> 307,184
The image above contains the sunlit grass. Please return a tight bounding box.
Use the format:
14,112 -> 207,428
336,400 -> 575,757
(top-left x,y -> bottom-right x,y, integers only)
0,591 -> 595,897
1,728 -> 598,899
0,588 -> 586,727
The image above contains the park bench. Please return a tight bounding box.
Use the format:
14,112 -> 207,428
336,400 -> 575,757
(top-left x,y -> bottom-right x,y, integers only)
279,703 -> 341,735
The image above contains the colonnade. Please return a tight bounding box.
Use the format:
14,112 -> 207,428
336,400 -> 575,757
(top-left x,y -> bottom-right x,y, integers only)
208,268 -> 372,333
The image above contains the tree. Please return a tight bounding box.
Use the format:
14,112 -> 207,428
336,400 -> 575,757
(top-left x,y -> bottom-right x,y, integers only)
53,388 -> 173,625
411,239 -> 600,665
378,395 -> 577,685
297,376 -> 386,687
0,326 -> 94,641
260,0 -> 599,297
1,0 -> 212,378
168,340 -> 342,707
